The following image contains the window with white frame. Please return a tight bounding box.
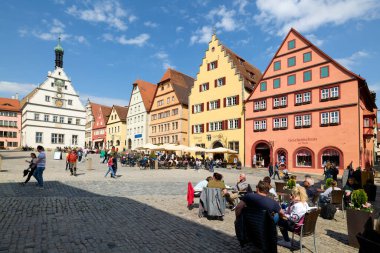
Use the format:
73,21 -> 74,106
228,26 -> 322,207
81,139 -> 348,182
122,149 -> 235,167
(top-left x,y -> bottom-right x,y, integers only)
68,100 -> 72,105
157,100 -> 164,106
194,104 -> 202,113
216,77 -> 225,87
281,118 -> 287,128
274,117 -> 287,129
304,92 -> 311,103
364,118 -> 370,127
254,120 -> 267,131
321,86 -> 339,100
76,119 -> 80,125
295,94 -> 303,104
209,61 -> 217,70
273,118 -> 280,128
209,100 -> 219,110
45,96 -> 50,102
72,135 -> 78,145
209,121 -> 223,131
53,115 -> 58,122
59,116 -> 64,123
330,111 -> 339,124
330,87 -> 339,98
36,132 -> 43,143
228,141 -> 239,153
228,119 -> 239,129
201,83 -> 209,91
321,89 -> 329,100
295,116 -> 302,127
303,115 -> 311,126
281,96 -> 287,106
51,133 -> 64,144
193,124 -> 203,133
273,98 -> 280,107
44,115 -> 49,122
226,96 -> 237,106
172,108 -> 178,115
34,113 -> 40,120
260,100 -> 266,109
321,112 -> 329,125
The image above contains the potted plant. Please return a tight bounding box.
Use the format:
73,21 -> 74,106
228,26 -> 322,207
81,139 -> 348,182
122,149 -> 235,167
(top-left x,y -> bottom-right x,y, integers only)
325,178 -> 333,188
346,189 -> 374,248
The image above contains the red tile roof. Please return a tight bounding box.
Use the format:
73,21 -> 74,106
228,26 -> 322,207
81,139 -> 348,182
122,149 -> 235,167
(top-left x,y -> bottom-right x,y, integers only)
134,80 -> 156,112
90,102 -> 112,129
113,105 -> 129,122
158,68 -> 194,105
0,98 -> 20,112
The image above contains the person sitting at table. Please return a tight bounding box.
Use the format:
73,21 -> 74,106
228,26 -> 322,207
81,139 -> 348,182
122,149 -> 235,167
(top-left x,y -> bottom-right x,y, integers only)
303,180 -> 317,206
224,173 -> 250,210
277,186 -> 309,248
304,174 -> 314,186
207,172 -> 227,192
319,180 -> 341,204
194,176 -> 213,192
263,176 -> 278,199
235,180 -> 284,223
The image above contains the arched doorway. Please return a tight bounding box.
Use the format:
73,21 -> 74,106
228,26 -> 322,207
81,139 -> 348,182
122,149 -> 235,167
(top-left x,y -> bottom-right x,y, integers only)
318,147 -> 343,169
212,141 -> 224,160
254,142 -> 271,167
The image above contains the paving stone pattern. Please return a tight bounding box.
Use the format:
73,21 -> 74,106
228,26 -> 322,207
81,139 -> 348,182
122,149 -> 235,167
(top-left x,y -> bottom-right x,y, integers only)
0,152 -> 363,252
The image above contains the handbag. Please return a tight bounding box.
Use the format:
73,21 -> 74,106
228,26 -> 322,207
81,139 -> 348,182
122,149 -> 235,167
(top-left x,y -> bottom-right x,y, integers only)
23,169 -> 30,177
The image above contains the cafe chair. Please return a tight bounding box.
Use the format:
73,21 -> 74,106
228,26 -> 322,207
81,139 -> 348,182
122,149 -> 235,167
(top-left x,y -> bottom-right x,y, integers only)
235,207 -> 277,253
356,233 -> 380,253
275,182 -> 287,194
291,208 -> 320,253
330,190 -> 345,218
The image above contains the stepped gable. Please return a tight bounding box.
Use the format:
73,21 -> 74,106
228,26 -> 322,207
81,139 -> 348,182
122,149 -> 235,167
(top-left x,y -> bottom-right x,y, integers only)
222,45 -> 262,91
159,68 -> 194,106
0,98 -> 20,112
134,80 -> 156,112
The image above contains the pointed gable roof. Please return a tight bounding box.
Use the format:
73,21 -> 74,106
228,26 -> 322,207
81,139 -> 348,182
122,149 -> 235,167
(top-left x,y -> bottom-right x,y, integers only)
134,80 -> 156,112
113,105 -> 129,122
247,28 -> 376,109
0,98 -> 20,112
90,102 -> 112,120
20,88 -> 38,108
222,45 -> 262,91
158,68 -> 194,105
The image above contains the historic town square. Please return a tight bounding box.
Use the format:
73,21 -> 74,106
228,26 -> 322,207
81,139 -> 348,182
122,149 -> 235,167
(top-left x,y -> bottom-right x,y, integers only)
0,1 -> 380,252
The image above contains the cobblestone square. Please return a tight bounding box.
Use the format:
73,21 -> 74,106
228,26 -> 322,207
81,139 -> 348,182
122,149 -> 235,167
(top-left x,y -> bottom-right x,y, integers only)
0,152 -> 368,252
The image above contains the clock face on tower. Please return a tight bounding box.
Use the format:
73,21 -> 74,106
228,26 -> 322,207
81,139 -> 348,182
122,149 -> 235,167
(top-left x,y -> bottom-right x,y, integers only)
55,99 -> 63,107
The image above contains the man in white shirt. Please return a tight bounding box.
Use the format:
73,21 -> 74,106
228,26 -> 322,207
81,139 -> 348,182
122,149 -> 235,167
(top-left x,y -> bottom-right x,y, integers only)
194,176 -> 213,191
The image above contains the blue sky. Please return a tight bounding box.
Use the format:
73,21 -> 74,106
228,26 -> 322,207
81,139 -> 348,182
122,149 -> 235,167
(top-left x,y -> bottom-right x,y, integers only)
0,0 -> 379,108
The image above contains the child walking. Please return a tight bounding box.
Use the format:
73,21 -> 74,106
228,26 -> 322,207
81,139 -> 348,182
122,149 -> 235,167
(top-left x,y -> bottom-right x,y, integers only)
22,153 -> 37,185
105,155 -> 116,178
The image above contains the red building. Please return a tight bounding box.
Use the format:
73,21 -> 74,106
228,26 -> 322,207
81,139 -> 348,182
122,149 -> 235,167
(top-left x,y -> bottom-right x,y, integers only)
244,28 -> 377,173
91,103 -> 112,149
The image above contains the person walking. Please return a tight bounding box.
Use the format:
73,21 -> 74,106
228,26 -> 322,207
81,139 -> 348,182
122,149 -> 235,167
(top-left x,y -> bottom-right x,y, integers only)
272,162 -> 280,180
67,150 -> 78,176
268,162 -> 274,178
22,153 -> 37,185
102,148 -> 108,163
77,148 -> 83,163
33,146 -> 46,188
105,154 -> 116,178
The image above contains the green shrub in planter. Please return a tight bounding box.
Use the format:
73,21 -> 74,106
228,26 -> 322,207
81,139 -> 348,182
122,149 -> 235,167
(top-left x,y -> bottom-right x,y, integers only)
286,179 -> 296,189
149,151 -> 157,159
325,178 -> 333,188
351,189 -> 368,209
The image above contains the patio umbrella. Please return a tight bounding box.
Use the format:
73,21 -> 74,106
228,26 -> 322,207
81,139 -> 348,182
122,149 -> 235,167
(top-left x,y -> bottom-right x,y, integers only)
167,144 -> 188,151
207,147 -> 238,154
183,146 -> 206,152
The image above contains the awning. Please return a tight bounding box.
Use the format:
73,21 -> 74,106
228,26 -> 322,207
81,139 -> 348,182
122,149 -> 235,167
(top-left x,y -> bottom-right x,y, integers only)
93,139 -> 105,142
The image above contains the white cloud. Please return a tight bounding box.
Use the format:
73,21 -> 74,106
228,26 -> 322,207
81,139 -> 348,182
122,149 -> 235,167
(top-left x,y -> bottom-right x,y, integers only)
233,0 -> 249,14
0,81 -> 37,97
254,0 -> 380,36
190,26 -> 212,45
80,94 -> 128,107
153,51 -> 175,70
176,26 -> 183,32
102,33 -> 150,47
336,51 -> 369,69
144,21 -> 158,28
19,18 -> 87,44
207,5 -> 238,32
66,0 -> 135,31
305,34 -> 324,47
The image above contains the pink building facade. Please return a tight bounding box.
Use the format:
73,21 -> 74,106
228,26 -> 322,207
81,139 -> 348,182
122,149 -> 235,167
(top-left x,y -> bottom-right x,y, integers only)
245,29 -> 377,173
0,98 -> 21,149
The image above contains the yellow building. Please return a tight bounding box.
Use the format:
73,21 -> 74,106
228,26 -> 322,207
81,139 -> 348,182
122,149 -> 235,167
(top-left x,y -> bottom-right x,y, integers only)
189,33 -> 262,163
149,68 -> 194,145
106,105 -> 129,150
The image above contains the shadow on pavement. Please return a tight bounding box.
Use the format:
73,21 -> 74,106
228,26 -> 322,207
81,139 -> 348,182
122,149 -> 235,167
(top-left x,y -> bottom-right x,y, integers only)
325,229 -> 349,245
0,181 -> 239,252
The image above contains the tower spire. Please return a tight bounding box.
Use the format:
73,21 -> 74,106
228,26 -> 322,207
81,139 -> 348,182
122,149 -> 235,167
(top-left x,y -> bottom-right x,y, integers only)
54,35 -> 64,69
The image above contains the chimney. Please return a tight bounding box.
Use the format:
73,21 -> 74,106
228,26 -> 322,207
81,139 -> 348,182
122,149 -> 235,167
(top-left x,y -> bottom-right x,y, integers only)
15,93 -> 19,100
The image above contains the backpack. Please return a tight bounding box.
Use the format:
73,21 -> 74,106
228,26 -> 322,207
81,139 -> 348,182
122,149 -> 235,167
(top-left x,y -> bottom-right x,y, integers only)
320,204 -> 336,220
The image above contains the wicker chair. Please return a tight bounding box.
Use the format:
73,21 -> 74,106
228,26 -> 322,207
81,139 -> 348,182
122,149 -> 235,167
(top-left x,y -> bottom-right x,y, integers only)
235,207 -> 277,253
275,182 -> 287,193
330,190 -> 345,218
291,208 -> 320,253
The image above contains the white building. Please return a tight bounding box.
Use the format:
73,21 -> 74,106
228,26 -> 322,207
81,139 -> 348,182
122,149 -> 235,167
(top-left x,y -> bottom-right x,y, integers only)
85,99 -> 94,149
20,38 -> 86,149
126,80 -> 156,150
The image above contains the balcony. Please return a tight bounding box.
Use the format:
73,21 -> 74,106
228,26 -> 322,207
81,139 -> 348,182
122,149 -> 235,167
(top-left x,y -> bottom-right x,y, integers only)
363,127 -> 374,138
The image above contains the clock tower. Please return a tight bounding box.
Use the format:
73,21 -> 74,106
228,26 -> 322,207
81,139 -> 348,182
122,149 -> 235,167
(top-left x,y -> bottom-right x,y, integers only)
20,38 -> 86,149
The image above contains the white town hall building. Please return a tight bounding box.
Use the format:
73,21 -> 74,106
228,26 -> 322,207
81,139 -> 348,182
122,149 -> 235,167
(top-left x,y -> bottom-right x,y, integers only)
21,38 -> 86,149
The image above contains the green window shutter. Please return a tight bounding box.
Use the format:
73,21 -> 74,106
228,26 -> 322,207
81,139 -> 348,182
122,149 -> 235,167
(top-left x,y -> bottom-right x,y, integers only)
260,82 -> 267,92
321,66 -> 329,78
288,75 -> 296,85
274,61 -> 281,71
303,70 -> 312,82
273,78 -> 281,89
288,57 -> 296,67
303,52 -> 311,62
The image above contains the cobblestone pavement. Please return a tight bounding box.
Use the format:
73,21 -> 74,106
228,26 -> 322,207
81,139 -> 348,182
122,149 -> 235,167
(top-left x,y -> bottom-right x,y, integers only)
0,151 -> 366,252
